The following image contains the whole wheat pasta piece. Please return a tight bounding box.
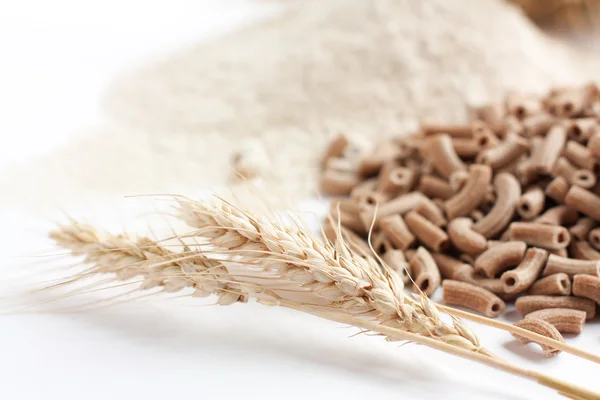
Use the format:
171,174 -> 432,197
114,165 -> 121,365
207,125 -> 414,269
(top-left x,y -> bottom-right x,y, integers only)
380,214 -> 415,251
443,280 -> 505,318
473,173 -> 521,239
588,228 -> 600,251
330,205 -> 367,236
409,247 -> 441,296
515,295 -> 596,320
548,83 -> 600,118
372,231 -> 392,255
472,121 -> 499,148
458,271 -> 506,295
452,137 -> 481,159
565,118 -> 600,143
529,273 -> 572,296
545,176 -> 570,204
564,140 -> 599,173
420,123 -> 473,138
382,249 -> 411,285
588,132 -> 600,159
445,164 -> 492,220
501,248 -> 548,294
320,169 -> 362,195
476,133 -> 530,170
414,198 -> 447,228
358,144 -> 401,177
517,186 -> 545,220
549,248 -> 568,257
569,217 -> 597,241
505,91 -> 543,119
350,178 -> 377,199
430,253 -> 473,281
530,124 -> 567,175
521,113 -> 555,137
525,309 -> 586,335
378,166 -> 417,196
353,190 -> 389,210
572,274 -> 600,304
480,186 -> 497,214
512,319 -> 563,358
474,241 -> 527,278
330,197 -> 361,215
565,185 -> 600,221
421,133 -> 466,178
552,157 -> 596,189
471,104 -> 505,133
50,220 -> 600,396
418,175 -> 454,200
376,191 -> 428,221
534,206 -> 579,227
322,134 -> 349,168
323,220 -> 371,256
543,254 -> 600,277
569,240 -> 600,261
447,218 -> 488,255
509,222 -> 570,250
404,210 -> 449,252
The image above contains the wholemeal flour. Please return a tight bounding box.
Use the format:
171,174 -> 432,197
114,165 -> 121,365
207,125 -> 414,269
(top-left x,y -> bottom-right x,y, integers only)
3,0 -> 598,211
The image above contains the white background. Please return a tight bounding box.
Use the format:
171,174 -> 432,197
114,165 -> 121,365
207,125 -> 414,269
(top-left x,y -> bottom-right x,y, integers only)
0,1 -> 599,399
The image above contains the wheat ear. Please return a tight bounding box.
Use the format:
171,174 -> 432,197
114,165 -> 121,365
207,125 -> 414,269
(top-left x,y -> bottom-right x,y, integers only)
49,220 -> 600,399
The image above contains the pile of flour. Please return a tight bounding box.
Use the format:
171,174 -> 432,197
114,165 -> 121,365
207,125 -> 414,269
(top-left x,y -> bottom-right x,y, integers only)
3,0 -> 598,211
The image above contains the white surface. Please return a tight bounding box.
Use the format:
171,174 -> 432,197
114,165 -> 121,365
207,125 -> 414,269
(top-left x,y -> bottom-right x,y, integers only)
0,1 -> 599,399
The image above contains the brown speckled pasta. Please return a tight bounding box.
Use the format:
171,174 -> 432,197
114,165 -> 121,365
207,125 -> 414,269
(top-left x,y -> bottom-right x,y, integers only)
512,319 -> 563,358
320,169 -> 361,195
409,247 -> 441,296
476,133 -> 529,170
421,123 -> 473,138
534,206 -> 579,227
382,249 -> 411,285
350,178 -> 377,199
515,295 -> 596,320
545,176 -> 569,203
565,185 -> 600,222
473,173 -> 521,238
506,92 -> 542,119
378,166 -> 416,196
472,103 -> 505,132
530,124 -> 567,175
358,143 -> 401,177
548,83 -> 599,118
380,214 -> 415,251
509,222 -> 570,250
564,141 -> 599,173
447,218 -> 488,255
404,210 -> 449,252
414,198 -> 446,227
459,270 -> 506,295
588,132 -> 600,159
474,241 -> 527,278
517,186 -> 545,220
442,280 -> 505,318
359,191 -> 427,229
445,164 -> 492,219
501,248 -> 548,294
452,137 -> 480,158
521,113 -> 555,137
322,134 -> 348,168
572,274 -> 600,304
552,157 -> 596,189
422,134 -> 466,178
566,118 -> 600,143
472,121 -> 499,147
418,175 -> 454,200
431,253 -> 472,281
529,273 -> 571,296
587,228 -> 600,251
525,309 -> 586,335
323,220 -> 371,255
543,254 -> 599,276
569,240 -> 600,260
569,217 -> 597,241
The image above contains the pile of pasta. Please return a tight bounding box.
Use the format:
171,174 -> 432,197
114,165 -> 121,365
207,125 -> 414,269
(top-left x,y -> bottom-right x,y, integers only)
320,83 -> 600,345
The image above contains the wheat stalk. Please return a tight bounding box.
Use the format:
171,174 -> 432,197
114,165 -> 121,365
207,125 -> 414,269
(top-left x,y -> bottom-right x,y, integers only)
49,217 -> 600,399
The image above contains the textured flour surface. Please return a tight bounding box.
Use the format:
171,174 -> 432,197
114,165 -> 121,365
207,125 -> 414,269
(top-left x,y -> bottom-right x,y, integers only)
3,0 -> 599,211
